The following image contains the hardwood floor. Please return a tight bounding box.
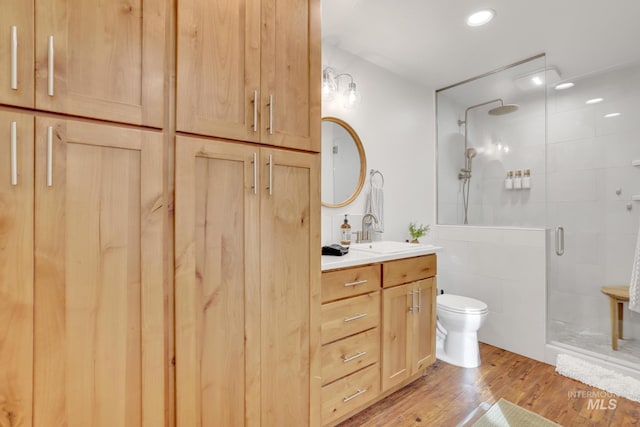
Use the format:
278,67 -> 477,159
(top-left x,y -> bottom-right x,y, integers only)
338,344 -> 640,427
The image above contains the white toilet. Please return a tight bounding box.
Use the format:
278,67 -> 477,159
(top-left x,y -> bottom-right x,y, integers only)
436,294 -> 488,368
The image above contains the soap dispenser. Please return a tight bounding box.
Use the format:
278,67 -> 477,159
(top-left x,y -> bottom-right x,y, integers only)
340,214 -> 351,246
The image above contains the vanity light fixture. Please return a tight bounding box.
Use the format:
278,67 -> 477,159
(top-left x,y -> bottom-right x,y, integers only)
322,67 -> 361,108
586,97 -> 604,104
466,9 -> 495,27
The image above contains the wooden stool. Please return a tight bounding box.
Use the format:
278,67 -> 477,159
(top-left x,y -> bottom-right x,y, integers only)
600,286 -> 630,350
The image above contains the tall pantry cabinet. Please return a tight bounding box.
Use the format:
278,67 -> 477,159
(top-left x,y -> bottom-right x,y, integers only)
174,0 -> 321,424
0,0 -> 320,425
1,0 -> 170,425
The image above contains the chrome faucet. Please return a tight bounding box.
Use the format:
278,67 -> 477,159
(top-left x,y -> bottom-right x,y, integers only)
358,213 -> 379,243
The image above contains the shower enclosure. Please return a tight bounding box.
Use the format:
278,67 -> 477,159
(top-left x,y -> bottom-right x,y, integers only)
436,55 -> 640,371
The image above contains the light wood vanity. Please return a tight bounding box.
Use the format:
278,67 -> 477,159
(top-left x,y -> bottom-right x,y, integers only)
320,250 -> 438,426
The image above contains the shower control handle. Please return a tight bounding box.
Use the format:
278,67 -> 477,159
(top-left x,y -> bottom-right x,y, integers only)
555,226 -> 564,256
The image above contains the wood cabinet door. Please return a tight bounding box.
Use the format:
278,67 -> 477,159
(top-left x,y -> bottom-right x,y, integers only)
174,136 -> 260,427
411,278 -> 436,373
0,109 -> 34,426
176,0 -> 261,142
381,283 -> 412,392
260,0 -> 320,152
33,118 -> 166,427
34,0 -> 166,127
260,148 -> 320,426
0,0 -> 34,108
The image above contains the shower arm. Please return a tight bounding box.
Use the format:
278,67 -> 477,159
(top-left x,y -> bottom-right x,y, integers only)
458,98 -> 504,153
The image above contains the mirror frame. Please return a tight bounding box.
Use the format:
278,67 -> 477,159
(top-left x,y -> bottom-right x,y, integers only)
322,116 -> 367,208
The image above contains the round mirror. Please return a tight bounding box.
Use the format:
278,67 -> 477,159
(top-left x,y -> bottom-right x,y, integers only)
321,117 -> 367,207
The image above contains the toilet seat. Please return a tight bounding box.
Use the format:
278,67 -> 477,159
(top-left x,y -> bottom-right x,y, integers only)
437,294 -> 488,315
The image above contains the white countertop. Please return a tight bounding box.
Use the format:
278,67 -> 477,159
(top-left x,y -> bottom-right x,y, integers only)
321,243 -> 442,271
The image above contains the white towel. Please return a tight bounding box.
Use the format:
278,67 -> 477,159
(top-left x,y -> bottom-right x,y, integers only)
630,223 -> 640,313
365,183 -> 384,232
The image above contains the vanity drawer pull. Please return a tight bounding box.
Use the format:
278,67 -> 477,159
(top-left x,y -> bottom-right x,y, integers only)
344,279 -> 368,287
343,388 -> 368,403
342,351 -> 367,363
344,313 -> 367,323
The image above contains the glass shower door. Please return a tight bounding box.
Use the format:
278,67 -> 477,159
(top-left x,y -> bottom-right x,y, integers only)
546,62 -> 640,366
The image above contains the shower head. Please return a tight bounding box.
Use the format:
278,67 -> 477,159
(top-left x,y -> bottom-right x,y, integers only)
465,147 -> 477,159
488,103 -> 519,116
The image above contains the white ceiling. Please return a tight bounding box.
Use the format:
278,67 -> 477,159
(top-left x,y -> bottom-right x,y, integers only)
322,0 -> 640,91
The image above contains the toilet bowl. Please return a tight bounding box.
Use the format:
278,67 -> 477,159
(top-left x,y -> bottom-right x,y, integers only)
436,294 -> 488,368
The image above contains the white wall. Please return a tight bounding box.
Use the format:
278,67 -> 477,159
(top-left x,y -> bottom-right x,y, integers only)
321,44 -> 436,244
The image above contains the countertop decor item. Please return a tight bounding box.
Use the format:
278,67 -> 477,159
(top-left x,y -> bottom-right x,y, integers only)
408,222 -> 430,243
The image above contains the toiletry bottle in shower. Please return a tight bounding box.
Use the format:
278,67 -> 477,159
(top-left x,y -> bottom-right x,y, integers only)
513,170 -> 522,189
522,169 -> 531,189
505,171 -> 513,190
340,214 -> 351,246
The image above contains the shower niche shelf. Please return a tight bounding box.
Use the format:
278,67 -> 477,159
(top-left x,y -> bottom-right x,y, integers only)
632,160 -> 640,167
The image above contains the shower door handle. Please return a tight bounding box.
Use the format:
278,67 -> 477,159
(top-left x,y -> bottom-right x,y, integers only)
555,226 -> 564,256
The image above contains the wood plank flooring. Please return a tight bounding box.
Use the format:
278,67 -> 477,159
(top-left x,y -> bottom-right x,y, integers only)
338,344 -> 640,426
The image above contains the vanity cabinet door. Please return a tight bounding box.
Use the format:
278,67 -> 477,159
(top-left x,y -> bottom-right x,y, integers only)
381,283 -> 412,391
411,278 -> 436,373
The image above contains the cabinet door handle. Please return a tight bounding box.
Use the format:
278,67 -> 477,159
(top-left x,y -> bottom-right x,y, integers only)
555,226 -> 564,256
408,290 -> 415,312
343,388 -> 367,403
342,351 -> 367,363
266,154 -> 273,195
47,126 -> 53,187
48,35 -> 54,96
267,94 -> 273,135
252,90 -> 258,132
10,26 -> 18,90
344,279 -> 368,287
10,121 -> 17,185
417,288 -> 422,313
251,152 -> 257,195
343,313 -> 367,323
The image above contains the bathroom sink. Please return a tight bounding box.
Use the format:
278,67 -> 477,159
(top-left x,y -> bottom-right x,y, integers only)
350,241 -> 433,254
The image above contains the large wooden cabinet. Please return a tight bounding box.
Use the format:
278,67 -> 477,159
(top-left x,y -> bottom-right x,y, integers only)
0,111 -> 167,426
174,135 -> 320,427
176,0 -> 320,152
0,0 -> 167,127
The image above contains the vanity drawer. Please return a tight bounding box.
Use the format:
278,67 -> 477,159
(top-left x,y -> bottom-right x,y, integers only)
322,264 -> 381,303
321,363 -> 380,425
321,292 -> 380,344
383,254 -> 437,288
322,328 -> 380,385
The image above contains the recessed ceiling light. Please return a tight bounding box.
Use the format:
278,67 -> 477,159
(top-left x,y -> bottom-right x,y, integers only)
466,9 -> 495,27
585,98 -> 604,104
554,82 -> 574,90
604,112 -> 621,118
531,76 -> 544,86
